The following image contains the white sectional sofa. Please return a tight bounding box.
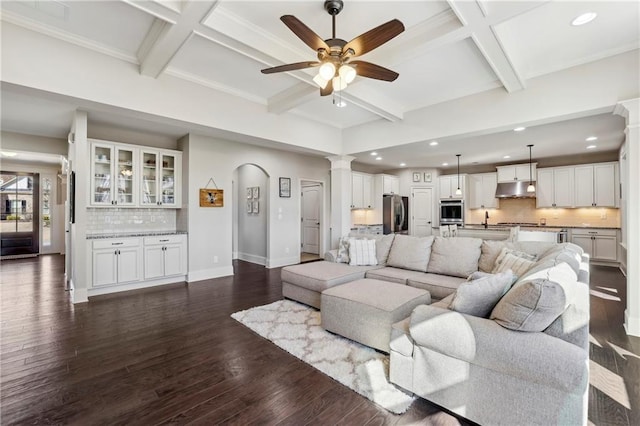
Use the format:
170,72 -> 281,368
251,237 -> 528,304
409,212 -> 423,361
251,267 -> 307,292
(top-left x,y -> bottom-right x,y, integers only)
280,233 -> 590,425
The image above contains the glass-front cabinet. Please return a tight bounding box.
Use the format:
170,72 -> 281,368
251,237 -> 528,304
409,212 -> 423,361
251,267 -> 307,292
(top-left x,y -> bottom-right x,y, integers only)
140,150 -> 180,207
90,142 -> 136,206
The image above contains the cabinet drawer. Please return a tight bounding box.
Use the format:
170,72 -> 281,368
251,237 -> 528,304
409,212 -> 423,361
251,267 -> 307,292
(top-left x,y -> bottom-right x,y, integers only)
571,229 -> 617,237
144,235 -> 185,246
93,238 -> 140,249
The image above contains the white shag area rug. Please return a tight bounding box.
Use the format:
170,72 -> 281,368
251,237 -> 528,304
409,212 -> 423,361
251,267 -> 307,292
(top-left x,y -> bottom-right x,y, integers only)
231,299 -> 415,414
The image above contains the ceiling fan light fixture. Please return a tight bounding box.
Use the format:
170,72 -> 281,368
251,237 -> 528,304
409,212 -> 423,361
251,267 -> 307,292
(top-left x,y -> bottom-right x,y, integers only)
313,74 -> 329,89
332,76 -> 347,91
338,64 -> 356,83
319,62 -> 336,80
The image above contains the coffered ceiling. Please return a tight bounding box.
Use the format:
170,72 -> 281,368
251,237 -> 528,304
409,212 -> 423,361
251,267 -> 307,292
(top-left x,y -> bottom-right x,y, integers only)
1,0 -> 638,170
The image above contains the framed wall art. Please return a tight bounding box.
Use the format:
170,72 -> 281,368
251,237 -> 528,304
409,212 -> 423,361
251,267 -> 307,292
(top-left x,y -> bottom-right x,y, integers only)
424,172 -> 432,183
279,177 -> 291,198
246,187 -> 253,199
199,188 -> 224,207
246,200 -> 253,213
412,172 -> 421,182
252,186 -> 260,199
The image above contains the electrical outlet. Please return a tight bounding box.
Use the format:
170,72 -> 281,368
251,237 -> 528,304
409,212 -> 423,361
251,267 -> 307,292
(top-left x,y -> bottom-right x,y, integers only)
213,256 -> 219,263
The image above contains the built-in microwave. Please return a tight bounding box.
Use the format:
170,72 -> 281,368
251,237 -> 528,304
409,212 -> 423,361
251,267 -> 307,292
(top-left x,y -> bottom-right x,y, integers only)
440,200 -> 464,226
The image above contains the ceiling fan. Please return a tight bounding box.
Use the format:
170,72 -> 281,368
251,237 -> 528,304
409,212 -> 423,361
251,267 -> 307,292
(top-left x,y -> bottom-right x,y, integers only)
261,0 -> 404,96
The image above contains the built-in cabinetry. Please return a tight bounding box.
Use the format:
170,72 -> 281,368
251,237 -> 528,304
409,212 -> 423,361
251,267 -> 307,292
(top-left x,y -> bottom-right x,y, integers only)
570,228 -> 617,262
89,139 -> 182,208
468,173 -> 498,209
89,234 -> 187,293
143,235 -> 187,279
574,163 -> 618,207
438,175 -> 466,199
536,167 -> 574,208
497,163 -> 537,183
351,172 -> 374,209
381,174 -> 400,195
91,238 -> 143,286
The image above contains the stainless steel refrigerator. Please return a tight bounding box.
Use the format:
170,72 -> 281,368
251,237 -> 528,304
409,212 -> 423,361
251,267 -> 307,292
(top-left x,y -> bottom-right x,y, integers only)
383,194 -> 409,234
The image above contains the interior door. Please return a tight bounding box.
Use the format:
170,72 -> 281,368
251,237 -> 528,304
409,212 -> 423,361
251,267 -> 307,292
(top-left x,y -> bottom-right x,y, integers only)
301,184 -> 321,254
411,187 -> 433,236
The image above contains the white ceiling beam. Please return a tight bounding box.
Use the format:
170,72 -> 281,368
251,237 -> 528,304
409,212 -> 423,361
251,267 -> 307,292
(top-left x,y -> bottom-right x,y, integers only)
267,83 -> 318,115
447,0 -> 525,93
120,0 -> 181,24
138,0 -> 220,78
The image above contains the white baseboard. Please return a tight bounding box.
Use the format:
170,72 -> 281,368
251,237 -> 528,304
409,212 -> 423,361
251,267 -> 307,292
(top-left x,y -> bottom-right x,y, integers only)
87,276 -> 187,298
267,256 -> 300,269
70,281 -> 88,304
237,252 -> 266,266
187,266 -> 234,283
624,310 -> 640,337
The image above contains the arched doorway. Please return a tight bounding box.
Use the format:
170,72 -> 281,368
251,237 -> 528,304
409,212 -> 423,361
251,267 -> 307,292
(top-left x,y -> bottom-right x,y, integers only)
232,164 -> 269,265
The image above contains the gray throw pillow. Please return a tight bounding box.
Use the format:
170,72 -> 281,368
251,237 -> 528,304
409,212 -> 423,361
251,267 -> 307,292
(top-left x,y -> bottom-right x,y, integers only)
373,233 -> 395,265
491,278 -> 567,332
449,271 -> 517,318
386,234 -> 434,272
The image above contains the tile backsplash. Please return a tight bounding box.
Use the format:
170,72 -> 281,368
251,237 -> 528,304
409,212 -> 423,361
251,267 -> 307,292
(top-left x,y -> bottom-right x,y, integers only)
86,208 -> 176,234
466,198 -> 620,228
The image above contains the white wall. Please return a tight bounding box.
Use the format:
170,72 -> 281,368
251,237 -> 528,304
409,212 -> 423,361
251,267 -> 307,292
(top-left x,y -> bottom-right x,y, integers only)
181,133 -> 331,282
236,164 -> 268,265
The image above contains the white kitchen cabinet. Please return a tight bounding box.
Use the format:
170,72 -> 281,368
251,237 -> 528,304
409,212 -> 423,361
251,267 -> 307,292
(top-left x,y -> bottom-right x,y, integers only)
571,228 -> 617,262
536,167 -> 574,208
90,141 -> 137,207
143,235 -> 187,279
497,163 -> 537,183
140,149 -> 182,208
574,163 -> 617,207
382,174 -> 399,195
92,238 -> 142,286
438,175 -> 466,199
468,173 -> 498,209
351,172 -> 373,209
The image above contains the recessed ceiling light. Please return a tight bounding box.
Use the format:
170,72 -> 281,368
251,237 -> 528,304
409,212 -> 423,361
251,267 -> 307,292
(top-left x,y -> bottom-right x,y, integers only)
586,145 -> 597,149
376,157 -> 382,161
370,152 -> 377,156
503,155 -> 511,159
572,12 -> 597,26
442,162 -> 449,166
400,163 -> 406,167
1,151 -> 17,157
429,141 -> 438,146
513,127 -> 526,132
586,136 -> 598,142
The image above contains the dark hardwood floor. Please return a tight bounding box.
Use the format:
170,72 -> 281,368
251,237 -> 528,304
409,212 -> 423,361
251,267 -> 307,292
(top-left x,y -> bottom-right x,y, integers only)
1,255 -> 638,425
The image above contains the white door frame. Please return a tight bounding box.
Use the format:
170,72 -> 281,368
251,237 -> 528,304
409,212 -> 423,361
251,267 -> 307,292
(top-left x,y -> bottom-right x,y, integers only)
299,179 -> 325,258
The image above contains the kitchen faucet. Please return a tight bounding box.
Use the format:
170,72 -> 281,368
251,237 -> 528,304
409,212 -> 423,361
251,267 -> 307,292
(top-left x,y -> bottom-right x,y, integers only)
483,211 -> 490,229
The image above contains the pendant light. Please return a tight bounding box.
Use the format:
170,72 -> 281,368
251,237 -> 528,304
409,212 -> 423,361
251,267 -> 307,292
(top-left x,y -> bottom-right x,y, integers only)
527,144 -> 535,193
455,154 -> 462,196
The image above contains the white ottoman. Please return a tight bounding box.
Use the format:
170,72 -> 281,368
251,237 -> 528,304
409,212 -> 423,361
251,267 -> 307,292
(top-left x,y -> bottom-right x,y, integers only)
321,278 -> 431,353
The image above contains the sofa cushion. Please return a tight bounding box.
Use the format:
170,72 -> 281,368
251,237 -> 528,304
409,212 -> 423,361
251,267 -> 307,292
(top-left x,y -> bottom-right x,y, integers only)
492,251 -> 536,277
372,233 -> 395,265
427,237 -> 482,278
348,238 -> 378,266
407,274 -> 467,300
365,267 -> 425,285
478,240 -> 515,273
281,261 -> 382,293
491,262 -> 577,332
449,270 -> 517,318
387,235 -> 434,272
336,236 -> 351,263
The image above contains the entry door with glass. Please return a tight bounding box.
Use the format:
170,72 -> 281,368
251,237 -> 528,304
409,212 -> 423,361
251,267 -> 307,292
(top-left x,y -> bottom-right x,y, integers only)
0,172 -> 39,256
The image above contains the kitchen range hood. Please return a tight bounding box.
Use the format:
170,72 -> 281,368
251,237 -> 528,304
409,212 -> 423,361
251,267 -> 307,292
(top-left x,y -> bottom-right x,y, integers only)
495,181 -> 536,198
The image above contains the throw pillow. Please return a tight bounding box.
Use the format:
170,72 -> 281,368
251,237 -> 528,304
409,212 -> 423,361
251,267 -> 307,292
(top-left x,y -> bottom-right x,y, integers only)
348,238 -> 378,266
449,270 -> 517,317
386,235 -> 434,272
490,278 -> 567,332
478,240 -> 515,273
466,271 -> 494,281
373,233 -> 395,265
427,237 -> 482,278
335,236 -> 351,263
492,252 -> 536,277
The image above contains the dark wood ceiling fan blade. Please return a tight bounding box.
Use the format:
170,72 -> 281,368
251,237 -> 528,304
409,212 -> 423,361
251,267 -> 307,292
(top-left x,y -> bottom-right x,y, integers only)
342,19 -> 404,57
320,79 -> 333,96
281,15 -> 330,52
261,61 -> 320,74
350,60 -> 399,81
